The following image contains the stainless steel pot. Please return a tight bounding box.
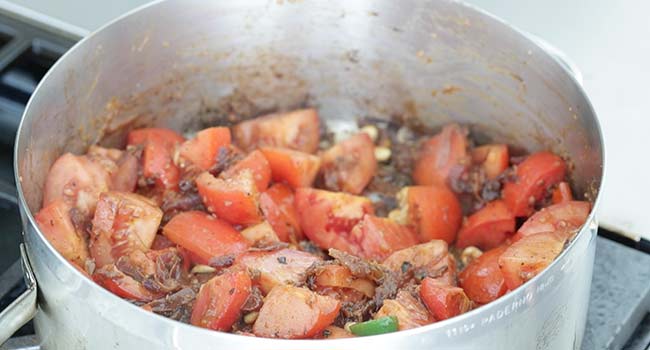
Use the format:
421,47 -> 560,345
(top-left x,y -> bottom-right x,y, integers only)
1,0 -> 604,348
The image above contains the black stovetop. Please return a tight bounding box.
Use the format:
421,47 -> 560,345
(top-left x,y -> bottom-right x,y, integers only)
0,10 -> 648,350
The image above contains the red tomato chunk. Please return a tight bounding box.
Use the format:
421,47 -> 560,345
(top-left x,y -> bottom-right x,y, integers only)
320,133 -> 377,195
253,285 -> 340,339
502,151 -> 567,217
163,211 -> 249,265
191,270 -> 251,331
456,200 -> 515,250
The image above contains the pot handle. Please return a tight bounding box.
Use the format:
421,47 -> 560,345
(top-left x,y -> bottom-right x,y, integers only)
0,244 -> 38,346
526,33 -> 584,87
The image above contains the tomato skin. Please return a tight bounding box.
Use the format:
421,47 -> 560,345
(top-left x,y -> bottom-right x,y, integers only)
260,147 -> 321,189
43,153 -> 112,216
190,270 -> 251,331
420,278 -> 472,321
314,264 -> 375,298
237,248 -> 321,294
518,201 -> 590,238
459,245 -> 508,304
431,254 -> 458,287
90,191 -> 163,268
471,144 -> 509,180
413,124 -> 469,187
349,215 -> 419,261
35,200 -> 88,265
253,285 -> 340,339
375,291 -> 433,330
233,109 -> 321,154
392,186 -> 462,244
502,151 -> 567,217
259,183 -> 302,243
320,133 -> 377,195
551,182 -> 573,204
382,241 -> 457,286
178,127 -> 231,171
87,146 -> 138,193
196,170 -> 262,226
112,153 -> 139,193
162,211 -> 249,265
127,128 -> 185,191
498,231 -> 566,289
221,150 -> 271,191
93,264 -> 161,302
456,200 -> 515,250
294,188 -> 374,254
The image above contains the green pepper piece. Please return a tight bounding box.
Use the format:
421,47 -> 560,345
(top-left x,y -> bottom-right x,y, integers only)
349,316 -> 399,336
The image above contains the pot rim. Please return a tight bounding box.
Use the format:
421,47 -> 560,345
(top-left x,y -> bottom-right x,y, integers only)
13,0 -> 606,346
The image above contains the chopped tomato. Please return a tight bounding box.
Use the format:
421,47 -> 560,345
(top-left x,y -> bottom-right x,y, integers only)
498,231 -> 567,289
390,186 -> 462,244
382,241 -> 457,286
458,245 -> 508,304
162,211 -> 249,265
253,285 -> 340,339
90,191 -> 163,268
196,170 -> 262,226
127,128 -> 185,191
471,144 -> 509,180
374,291 -> 433,330
233,109 -> 320,153
240,221 -> 280,246
127,128 -> 184,146
456,200 -> 515,250
87,146 -> 138,192
518,201 -> 590,238
431,255 -> 458,287
349,215 -> 419,261
420,278 -> 472,321
502,151 -> 567,217
259,183 -> 302,243
191,270 -> 251,331
43,153 -> 111,216
237,248 -> 321,294
294,188 -> 374,254
314,264 -> 375,298
552,182 -> 574,204
35,200 -> 88,265
260,147 -> 321,188
178,127 -> 231,171
93,264 -> 161,302
320,133 -> 377,194
113,155 -> 139,193
221,150 -> 271,191
413,124 -> 469,187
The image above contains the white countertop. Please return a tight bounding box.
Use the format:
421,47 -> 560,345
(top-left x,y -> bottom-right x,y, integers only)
3,0 -> 648,238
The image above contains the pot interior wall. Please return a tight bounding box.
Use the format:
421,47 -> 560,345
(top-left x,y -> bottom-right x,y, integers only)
16,0 -> 602,215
